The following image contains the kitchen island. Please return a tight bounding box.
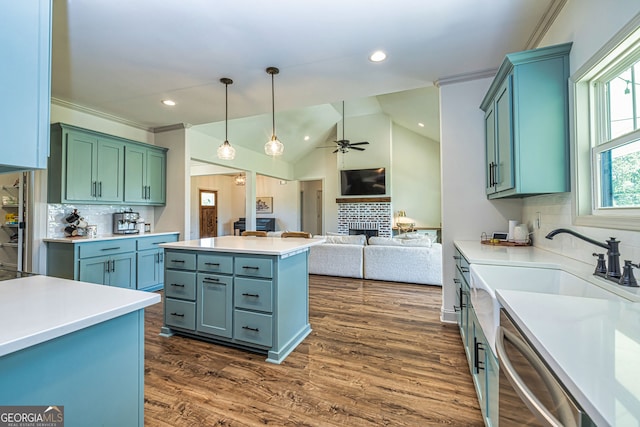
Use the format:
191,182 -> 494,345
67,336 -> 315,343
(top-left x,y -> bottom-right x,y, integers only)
159,236 -> 324,364
0,275 -> 159,426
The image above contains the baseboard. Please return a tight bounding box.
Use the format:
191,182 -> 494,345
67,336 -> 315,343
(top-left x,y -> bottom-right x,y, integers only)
440,307 -> 457,324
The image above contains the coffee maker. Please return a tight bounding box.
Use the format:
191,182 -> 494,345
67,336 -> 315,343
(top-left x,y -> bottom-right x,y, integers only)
112,209 -> 140,234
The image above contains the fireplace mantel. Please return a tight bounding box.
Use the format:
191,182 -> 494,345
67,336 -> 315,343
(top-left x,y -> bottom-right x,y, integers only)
336,197 -> 391,204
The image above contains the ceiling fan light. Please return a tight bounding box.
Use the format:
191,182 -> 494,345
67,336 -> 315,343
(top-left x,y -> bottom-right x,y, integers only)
217,140 -> 236,160
265,135 -> 284,156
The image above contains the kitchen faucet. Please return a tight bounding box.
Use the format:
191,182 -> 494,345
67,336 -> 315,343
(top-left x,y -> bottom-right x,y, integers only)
545,228 -> 622,282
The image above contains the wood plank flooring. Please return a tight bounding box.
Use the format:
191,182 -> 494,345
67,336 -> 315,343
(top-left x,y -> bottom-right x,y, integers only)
144,275 -> 483,426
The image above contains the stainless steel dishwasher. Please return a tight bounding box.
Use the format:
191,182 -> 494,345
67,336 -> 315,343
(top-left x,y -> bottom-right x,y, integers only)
496,309 -> 596,426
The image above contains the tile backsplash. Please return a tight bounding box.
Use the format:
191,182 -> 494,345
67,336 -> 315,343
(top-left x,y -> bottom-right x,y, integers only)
48,204 -> 155,238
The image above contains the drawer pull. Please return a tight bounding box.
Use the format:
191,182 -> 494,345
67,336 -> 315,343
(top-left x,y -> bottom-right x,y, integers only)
204,262 -> 220,266
101,247 -> 121,251
203,277 -> 220,282
242,326 -> 259,332
242,293 -> 260,298
453,255 -> 461,260
170,259 -> 185,263
170,312 -> 185,317
170,283 -> 185,287
461,267 -> 469,273
242,266 -> 259,270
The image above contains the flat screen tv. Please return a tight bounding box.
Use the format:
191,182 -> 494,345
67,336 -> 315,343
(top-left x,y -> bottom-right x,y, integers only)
340,168 -> 386,196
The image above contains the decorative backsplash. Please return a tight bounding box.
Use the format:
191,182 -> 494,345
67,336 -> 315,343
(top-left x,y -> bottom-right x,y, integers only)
337,201 -> 392,237
47,204 -> 154,238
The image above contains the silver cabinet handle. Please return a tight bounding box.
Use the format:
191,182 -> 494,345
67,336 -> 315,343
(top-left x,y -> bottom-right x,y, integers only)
496,326 -> 573,427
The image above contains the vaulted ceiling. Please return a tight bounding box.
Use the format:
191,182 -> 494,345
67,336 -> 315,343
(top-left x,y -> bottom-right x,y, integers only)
51,0 -> 565,163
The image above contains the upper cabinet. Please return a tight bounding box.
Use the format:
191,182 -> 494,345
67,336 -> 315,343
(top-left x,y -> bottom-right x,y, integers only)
124,145 -> 166,205
480,43 -> 572,199
48,123 -> 167,206
0,1 -> 52,173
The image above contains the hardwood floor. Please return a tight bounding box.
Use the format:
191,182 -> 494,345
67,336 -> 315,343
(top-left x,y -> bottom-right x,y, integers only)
144,275 -> 483,426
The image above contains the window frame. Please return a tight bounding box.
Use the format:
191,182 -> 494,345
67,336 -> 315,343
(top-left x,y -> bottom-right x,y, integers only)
573,15 -> 640,230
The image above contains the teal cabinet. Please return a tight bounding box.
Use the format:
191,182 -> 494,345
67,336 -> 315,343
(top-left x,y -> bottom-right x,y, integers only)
136,234 -> 178,291
124,145 -> 167,205
0,1 -> 51,174
480,43 -> 572,199
63,129 -> 125,202
48,123 -> 167,206
197,273 -> 233,338
46,233 -> 179,291
161,248 -> 310,364
79,252 -> 136,289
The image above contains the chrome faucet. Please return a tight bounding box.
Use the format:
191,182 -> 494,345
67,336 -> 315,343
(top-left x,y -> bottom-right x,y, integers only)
545,228 -> 621,282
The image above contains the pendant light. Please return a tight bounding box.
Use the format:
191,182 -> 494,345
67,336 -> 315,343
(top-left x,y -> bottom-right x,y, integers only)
216,77 -> 236,160
264,67 -> 284,156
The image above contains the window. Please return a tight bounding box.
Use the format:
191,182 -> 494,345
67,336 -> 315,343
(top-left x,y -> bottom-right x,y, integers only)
573,16 -> 640,230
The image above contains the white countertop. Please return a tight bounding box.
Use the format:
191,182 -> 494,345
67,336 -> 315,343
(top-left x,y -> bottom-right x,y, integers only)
0,275 -> 160,357
497,290 -> 640,427
160,235 -> 325,256
455,240 -> 640,302
43,231 -> 180,244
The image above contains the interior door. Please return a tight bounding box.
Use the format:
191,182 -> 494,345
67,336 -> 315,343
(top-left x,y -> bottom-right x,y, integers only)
199,189 -> 217,238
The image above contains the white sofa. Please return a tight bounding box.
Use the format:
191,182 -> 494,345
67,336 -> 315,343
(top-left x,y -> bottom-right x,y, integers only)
308,234 -> 442,285
364,237 -> 442,285
308,235 -> 366,278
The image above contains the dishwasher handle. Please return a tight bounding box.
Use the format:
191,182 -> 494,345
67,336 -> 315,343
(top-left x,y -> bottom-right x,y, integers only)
496,326 -> 576,427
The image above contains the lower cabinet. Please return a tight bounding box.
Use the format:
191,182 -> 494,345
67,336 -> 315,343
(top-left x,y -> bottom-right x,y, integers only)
46,233 -> 179,291
454,246 -> 498,427
161,248 -> 309,364
79,252 -> 136,289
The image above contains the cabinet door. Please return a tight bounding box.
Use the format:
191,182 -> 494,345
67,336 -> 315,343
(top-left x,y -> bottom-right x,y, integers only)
65,131 -> 97,201
96,139 -> 124,202
146,149 -> 166,204
79,256 -> 109,285
494,76 -> 514,193
124,145 -> 146,203
196,274 -> 233,338
484,105 -> 496,194
0,0 -> 51,173
109,252 -> 136,289
137,250 -> 160,289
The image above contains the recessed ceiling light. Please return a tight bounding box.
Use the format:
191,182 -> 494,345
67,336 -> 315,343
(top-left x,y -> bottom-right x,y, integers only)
161,99 -> 176,106
304,135 -> 310,141
369,50 -> 387,62
418,122 -> 425,127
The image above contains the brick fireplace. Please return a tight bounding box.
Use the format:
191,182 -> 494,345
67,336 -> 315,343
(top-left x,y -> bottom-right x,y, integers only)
336,197 -> 392,238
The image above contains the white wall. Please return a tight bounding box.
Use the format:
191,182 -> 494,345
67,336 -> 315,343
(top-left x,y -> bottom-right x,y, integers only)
190,174 -> 244,238
439,78 -> 522,322
300,180 -> 323,235
391,123 -> 441,228
523,1 -> 640,264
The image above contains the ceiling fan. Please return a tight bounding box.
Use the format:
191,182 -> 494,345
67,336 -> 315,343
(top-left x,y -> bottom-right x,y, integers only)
319,101 -> 369,153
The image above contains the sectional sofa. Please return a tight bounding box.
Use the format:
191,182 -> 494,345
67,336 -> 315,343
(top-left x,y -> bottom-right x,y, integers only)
308,234 -> 442,286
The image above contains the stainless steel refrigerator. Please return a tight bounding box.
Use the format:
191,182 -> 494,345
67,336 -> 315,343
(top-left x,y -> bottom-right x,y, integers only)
0,171 -> 32,280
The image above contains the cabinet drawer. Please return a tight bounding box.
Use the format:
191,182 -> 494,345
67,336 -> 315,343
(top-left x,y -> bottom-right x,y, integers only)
78,239 -> 136,258
165,251 -> 196,270
233,310 -> 272,347
165,270 -> 196,300
234,256 -> 273,279
165,298 -> 196,330
198,253 -> 233,274
197,272 -> 233,288
137,234 -> 178,251
234,277 -> 273,312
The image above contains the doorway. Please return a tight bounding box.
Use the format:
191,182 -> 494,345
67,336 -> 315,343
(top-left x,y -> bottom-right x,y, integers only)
199,189 -> 218,238
300,180 -> 323,235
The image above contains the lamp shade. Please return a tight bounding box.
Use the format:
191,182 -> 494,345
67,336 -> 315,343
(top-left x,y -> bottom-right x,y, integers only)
265,135 -> 284,156
217,140 -> 235,160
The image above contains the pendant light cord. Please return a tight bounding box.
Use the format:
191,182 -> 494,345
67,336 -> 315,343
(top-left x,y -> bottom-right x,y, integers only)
271,72 -> 276,137
225,81 -> 229,141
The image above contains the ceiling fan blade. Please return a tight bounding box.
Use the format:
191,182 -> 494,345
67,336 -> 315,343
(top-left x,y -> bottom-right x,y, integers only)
316,145 -> 337,148
332,149 -> 339,153
349,141 -> 369,146
351,146 -> 366,151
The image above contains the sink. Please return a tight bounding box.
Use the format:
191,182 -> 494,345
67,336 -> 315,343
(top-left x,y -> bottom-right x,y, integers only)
469,264 -> 625,353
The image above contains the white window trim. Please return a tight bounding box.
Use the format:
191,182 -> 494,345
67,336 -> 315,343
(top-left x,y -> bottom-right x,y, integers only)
573,13 -> 640,231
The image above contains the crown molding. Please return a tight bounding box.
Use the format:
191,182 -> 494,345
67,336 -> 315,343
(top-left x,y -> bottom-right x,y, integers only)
51,97 -> 151,131
152,123 -> 192,133
434,69 -> 497,87
525,0 -> 568,49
